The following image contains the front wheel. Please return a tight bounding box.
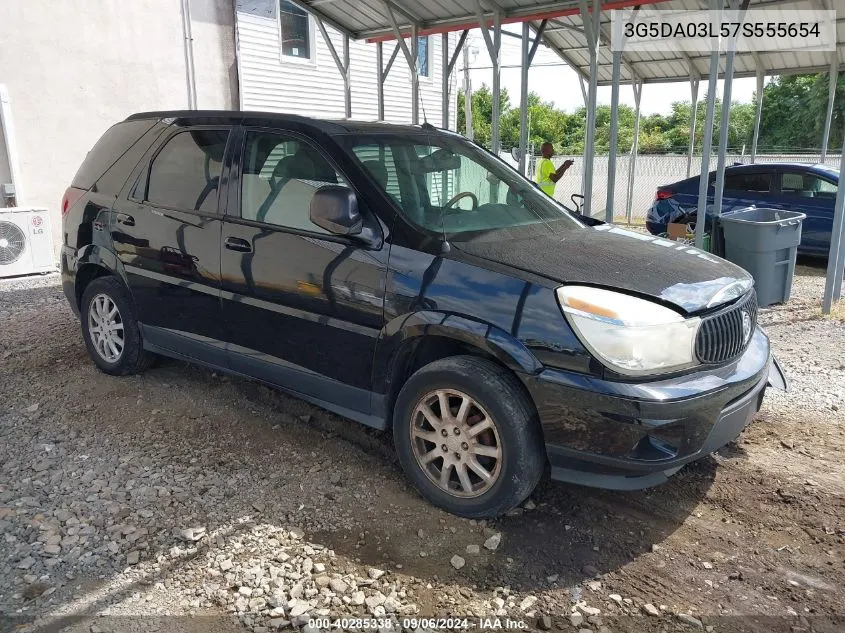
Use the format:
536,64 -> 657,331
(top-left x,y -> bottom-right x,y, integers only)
393,356 -> 546,518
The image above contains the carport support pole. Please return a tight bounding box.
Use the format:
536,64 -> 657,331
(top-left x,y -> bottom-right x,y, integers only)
442,34 -> 450,129
751,64 -> 764,162
520,22 -> 531,176
822,132 -> 845,313
579,0 -> 601,217
820,56 -> 839,163
377,42 -> 385,121
411,26 -> 420,124
343,36 -> 351,118
712,39 -> 739,226
383,3 -> 420,125
377,42 -> 400,122
464,44 -> 474,141
441,30 -> 469,131
474,1 -> 502,153
694,0 -> 721,250
316,20 -> 352,119
491,13 -> 501,153
606,49 -> 622,223
625,79 -> 642,224
518,20 -> 546,176
686,77 -> 699,178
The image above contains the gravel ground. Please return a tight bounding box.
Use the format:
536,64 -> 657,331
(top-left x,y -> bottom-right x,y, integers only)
0,264 -> 843,633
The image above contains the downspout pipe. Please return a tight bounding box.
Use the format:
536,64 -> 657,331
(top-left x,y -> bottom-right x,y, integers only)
180,0 -> 198,109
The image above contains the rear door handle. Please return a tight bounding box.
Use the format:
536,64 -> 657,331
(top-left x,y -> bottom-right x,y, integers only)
116,213 -> 135,227
224,236 -> 252,252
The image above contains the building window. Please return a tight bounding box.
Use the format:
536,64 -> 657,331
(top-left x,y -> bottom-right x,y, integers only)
280,0 -> 311,59
416,36 -> 429,77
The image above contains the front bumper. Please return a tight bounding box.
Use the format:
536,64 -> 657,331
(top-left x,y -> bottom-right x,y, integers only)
522,328 -> 782,490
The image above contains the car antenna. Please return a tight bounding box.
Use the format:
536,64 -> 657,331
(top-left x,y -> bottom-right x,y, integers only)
419,93 -> 434,129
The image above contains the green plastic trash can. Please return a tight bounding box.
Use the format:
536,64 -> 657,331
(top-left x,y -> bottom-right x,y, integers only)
719,207 -> 806,307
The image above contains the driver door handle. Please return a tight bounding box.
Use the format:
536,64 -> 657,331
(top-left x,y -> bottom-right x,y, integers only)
224,236 -> 252,253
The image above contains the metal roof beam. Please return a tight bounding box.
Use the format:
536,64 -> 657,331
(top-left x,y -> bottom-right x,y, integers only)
528,19 -> 548,65
543,42 -> 591,81
382,0 -> 421,26
359,0 -> 671,41
597,21 -> 641,82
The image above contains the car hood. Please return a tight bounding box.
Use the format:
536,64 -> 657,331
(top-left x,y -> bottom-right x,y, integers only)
452,225 -> 753,313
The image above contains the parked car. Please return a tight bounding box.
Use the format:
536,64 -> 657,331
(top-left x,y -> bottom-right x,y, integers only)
646,162 -> 838,257
61,112 -> 786,518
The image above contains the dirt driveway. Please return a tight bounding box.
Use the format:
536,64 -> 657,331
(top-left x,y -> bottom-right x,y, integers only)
0,264 -> 843,633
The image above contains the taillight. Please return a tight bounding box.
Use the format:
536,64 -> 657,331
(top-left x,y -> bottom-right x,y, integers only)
656,190 -> 673,200
61,187 -> 85,217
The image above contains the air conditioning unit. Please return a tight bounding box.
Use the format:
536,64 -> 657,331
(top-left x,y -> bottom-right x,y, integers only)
0,207 -> 55,278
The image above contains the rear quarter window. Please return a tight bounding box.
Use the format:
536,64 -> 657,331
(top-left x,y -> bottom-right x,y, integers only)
72,119 -> 158,191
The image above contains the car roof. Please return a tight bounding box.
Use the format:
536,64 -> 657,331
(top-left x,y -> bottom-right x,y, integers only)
125,110 -> 456,138
724,162 -> 838,179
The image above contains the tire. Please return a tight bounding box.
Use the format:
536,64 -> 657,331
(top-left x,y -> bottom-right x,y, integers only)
80,276 -> 154,376
393,355 -> 546,518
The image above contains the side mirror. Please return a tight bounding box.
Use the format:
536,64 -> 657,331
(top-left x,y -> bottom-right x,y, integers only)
310,185 -> 362,235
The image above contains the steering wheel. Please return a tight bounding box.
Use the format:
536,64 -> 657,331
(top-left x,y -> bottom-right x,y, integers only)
444,191 -> 479,211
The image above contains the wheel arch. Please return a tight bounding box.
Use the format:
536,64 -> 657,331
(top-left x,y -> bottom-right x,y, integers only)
375,311 -> 542,427
74,245 -> 129,310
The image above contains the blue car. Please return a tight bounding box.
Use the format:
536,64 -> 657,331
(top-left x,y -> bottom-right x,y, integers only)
646,162 -> 838,257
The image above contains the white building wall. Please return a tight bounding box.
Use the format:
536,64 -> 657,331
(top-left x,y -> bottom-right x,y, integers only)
236,0 -> 458,126
0,0 -> 237,251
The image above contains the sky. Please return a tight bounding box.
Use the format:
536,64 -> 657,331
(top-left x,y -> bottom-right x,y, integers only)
461,29 -> 760,116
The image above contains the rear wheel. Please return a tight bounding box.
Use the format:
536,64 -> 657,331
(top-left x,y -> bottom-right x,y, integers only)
80,276 -> 153,376
393,356 -> 546,518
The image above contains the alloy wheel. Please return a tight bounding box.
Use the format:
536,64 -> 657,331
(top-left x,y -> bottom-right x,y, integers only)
410,389 -> 503,498
87,293 -> 125,363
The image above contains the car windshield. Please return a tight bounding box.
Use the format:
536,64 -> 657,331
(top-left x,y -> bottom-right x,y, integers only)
343,132 -> 583,241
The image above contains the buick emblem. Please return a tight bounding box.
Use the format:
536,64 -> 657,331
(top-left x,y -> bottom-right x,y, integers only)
741,310 -> 752,345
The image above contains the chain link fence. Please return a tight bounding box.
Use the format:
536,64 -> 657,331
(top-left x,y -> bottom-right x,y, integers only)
499,152 -> 842,223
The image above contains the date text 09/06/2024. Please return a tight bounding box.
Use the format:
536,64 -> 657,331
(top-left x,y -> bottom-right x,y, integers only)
307,617 -> 530,630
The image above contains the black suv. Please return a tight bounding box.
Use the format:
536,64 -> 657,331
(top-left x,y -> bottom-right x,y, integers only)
61,111 -> 786,518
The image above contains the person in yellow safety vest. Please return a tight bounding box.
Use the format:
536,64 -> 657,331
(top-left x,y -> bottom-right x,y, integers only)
535,142 -> 574,197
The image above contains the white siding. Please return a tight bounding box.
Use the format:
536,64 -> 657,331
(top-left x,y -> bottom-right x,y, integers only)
236,1 -> 458,126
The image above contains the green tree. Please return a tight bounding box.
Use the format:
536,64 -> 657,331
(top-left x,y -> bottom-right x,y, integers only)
457,72 -> 841,156
757,73 -> 845,152
457,84 -> 510,147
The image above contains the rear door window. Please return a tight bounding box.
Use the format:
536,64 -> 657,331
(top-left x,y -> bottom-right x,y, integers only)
780,172 -> 837,200
145,129 -> 230,213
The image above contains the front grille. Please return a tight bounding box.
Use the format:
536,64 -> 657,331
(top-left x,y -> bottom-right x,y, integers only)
695,290 -> 758,364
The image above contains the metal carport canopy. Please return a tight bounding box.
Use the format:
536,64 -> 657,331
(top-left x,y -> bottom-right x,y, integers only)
288,0 -> 667,41
290,0 -> 845,78
530,0 -> 845,85
289,0 -> 845,314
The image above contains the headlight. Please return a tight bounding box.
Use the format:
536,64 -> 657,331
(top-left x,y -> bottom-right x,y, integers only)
556,286 -> 700,376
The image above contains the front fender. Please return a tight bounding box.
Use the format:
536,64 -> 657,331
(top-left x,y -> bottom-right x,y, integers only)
373,310 -> 543,398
